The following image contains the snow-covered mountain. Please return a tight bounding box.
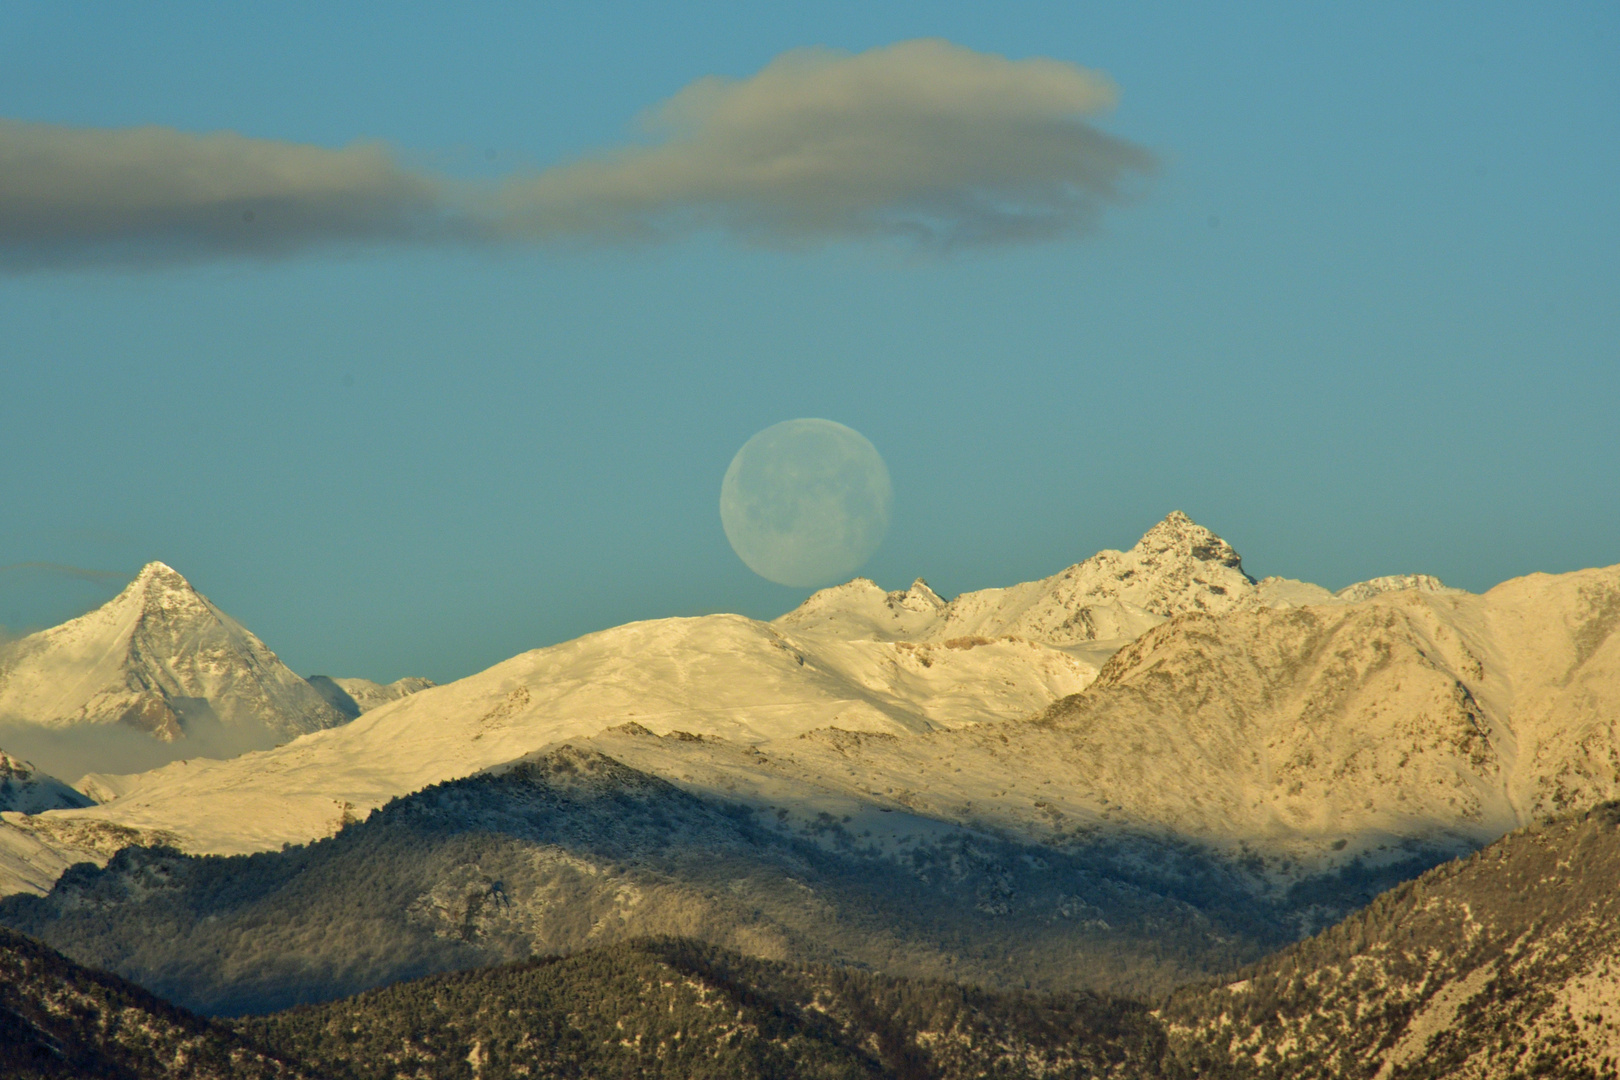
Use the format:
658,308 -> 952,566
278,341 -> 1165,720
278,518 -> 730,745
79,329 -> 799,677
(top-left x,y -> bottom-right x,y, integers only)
0,562 -> 347,748
582,562 -> 1620,888
0,513 -> 1497,890
30,611 -> 1103,857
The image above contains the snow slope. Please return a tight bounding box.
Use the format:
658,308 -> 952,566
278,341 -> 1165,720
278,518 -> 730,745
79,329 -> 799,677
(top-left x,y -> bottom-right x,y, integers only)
29,612 -> 1103,855
585,566 -> 1620,883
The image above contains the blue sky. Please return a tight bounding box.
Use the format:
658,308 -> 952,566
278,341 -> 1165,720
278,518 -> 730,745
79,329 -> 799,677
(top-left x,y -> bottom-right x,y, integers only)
2,3 -> 1616,683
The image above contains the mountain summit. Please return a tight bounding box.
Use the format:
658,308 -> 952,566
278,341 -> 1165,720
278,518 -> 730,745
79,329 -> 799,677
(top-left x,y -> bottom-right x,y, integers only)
779,511 -> 1261,645
0,562 -> 346,743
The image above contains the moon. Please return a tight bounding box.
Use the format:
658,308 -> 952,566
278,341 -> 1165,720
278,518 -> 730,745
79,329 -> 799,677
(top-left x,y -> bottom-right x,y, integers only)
720,419 -> 893,588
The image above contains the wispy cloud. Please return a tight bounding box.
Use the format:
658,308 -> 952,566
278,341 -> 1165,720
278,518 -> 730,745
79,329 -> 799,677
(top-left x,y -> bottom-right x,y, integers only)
0,39 -> 1155,270
496,39 -> 1155,249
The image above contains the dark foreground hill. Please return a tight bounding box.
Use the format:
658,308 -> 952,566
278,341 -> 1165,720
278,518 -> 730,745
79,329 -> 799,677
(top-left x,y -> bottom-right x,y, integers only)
11,800 -> 1620,1079
237,937 -> 1164,1080
0,926 -> 312,1080
226,800 -> 1620,1079
1157,800 -> 1620,1079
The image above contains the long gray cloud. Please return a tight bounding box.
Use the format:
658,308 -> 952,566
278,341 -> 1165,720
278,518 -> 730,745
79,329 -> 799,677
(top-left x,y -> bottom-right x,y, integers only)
0,39 -> 1155,269
0,122 -> 450,269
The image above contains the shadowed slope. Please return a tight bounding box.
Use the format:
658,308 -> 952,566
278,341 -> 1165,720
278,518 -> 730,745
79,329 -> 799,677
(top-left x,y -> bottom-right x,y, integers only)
0,926 -> 312,1079
0,746 -> 1305,1015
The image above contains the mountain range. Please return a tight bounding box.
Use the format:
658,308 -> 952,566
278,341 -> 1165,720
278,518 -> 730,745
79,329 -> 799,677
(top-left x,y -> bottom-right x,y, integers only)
2,513 -> 1500,869
0,511 -> 1618,1074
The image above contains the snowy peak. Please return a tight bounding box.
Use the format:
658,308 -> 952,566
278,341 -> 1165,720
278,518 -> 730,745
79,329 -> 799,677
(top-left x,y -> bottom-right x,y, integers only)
922,513 -> 1261,646
778,513 -> 1462,651
132,559 -> 188,592
0,562 -> 347,756
1132,510 -> 1250,578
1334,573 -> 1454,602
116,561 -> 212,622
776,512 -> 1261,647
899,578 -> 946,611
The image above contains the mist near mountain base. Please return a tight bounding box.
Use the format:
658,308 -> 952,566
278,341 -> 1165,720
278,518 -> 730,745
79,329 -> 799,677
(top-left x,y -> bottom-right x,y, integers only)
0,717 -> 281,785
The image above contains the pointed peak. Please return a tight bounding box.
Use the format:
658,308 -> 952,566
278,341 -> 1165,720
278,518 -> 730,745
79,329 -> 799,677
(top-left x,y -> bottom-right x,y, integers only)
1138,510 -> 1203,541
127,562 -> 202,600
117,561 -> 215,621
1133,511 -> 1241,562
134,561 -> 186,585
0,749 -> 37,780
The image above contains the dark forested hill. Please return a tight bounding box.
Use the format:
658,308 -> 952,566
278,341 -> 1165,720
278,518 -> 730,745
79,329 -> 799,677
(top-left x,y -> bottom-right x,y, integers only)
235,800 -> 1620,1080
0,926 -> 313,1080
237,937 -> 1165,1080
11,797 -> 1620,1080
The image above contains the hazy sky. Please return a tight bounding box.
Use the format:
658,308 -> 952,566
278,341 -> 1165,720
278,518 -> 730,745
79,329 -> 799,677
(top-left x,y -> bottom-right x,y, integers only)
3,3 -> 1616,684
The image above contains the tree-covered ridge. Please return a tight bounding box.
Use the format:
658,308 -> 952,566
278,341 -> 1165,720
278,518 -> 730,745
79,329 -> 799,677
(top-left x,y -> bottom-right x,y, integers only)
10,795 -> 1620,1080
1,746 -> 1350,1016
0,926 -> 313,1080
236,937 -> 1164,1080
229,803 -> 1620,1079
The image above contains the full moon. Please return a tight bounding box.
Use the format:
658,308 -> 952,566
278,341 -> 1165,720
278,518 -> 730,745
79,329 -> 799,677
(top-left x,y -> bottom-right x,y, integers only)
720,419 -> 892,588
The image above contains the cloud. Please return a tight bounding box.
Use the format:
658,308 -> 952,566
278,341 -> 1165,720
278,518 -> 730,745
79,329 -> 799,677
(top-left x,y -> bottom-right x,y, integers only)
0,39 -> 1155,269
0,718 -> 281,784
0,121 -> 453,269
499,39 -> 1156,249
0,563 -> 128,643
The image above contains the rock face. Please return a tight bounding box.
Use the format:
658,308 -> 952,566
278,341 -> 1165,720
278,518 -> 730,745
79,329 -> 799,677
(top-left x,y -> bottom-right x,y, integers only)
0,562 -> 346,744
0,751 -> 93,815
